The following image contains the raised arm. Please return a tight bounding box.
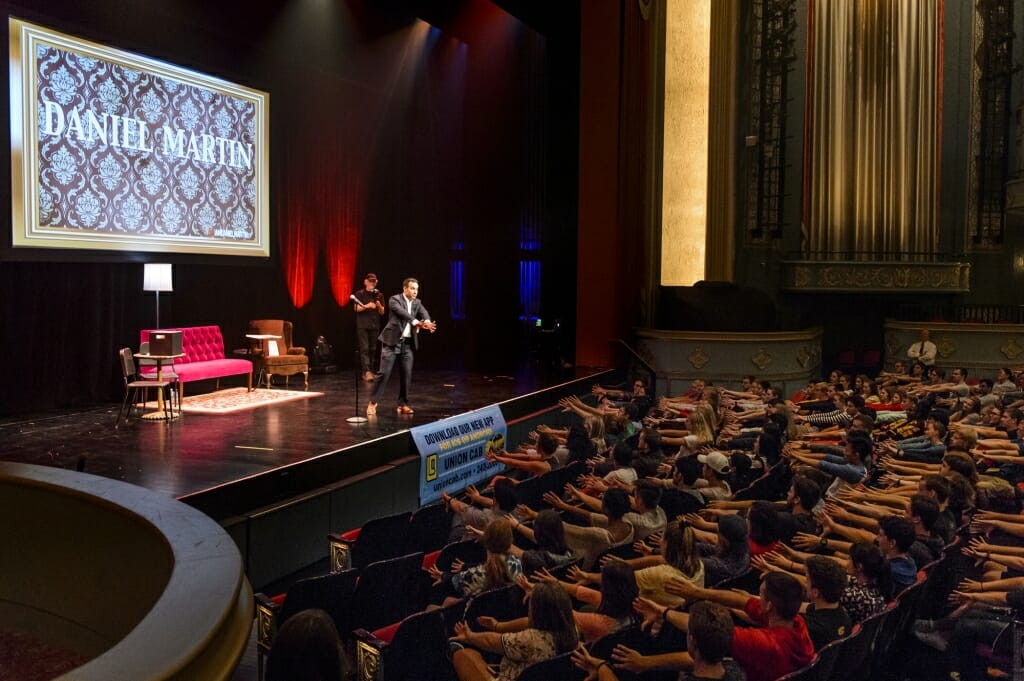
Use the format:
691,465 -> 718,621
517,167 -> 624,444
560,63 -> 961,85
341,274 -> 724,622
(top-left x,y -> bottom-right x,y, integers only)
819,512 -> 876,544
663,578 -> 754,611
543,490 -> 600,522
567,485 -> 606,513
486,450 -> 551,476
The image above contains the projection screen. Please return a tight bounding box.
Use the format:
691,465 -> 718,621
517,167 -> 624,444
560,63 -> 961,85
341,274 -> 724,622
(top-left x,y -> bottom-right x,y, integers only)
9,18 -> 270,256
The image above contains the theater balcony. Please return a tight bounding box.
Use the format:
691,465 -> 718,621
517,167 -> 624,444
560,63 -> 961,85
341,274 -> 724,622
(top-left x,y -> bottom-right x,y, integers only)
0,463 -> 252,680
780,252 -> 971,294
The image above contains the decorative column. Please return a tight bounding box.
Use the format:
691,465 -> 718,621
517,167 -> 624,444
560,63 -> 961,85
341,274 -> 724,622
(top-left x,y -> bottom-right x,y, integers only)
705,0 -> 740,281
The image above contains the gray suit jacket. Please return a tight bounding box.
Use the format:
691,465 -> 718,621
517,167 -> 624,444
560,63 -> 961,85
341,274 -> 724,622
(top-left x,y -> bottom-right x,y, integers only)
378,294 -> 431,349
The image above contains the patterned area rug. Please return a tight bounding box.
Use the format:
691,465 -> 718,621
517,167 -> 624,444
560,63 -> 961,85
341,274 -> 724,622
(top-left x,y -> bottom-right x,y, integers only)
151,387 -> 323,414
0,628 -> 88,681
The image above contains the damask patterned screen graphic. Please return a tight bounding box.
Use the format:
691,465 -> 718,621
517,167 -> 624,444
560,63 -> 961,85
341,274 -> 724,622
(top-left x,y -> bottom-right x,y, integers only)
9,19 -> 269,256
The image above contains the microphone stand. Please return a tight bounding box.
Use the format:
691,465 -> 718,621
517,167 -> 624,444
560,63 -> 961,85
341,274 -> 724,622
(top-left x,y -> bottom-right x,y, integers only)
347,348 -> 368,424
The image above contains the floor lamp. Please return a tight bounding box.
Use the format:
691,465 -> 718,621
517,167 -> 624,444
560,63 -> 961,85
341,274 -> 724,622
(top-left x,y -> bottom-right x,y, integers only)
144,264 -> 173,329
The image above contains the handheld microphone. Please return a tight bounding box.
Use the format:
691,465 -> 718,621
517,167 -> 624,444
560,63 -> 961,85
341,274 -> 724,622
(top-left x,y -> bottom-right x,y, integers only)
350,294 -> 360,304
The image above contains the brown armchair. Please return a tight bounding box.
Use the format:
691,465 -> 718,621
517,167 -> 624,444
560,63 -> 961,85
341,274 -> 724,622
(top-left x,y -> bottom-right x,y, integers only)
247,319 -> 309,389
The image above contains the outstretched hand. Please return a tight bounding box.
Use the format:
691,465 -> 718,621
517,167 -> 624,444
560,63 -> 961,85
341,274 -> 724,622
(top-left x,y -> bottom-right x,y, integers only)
543,491 -> 568,510
450,621 -> 471,641
610,645 -> 647,673
567,565 -> 590,585
571,644 -> 605,681
792,532 -> 822,550
632,597 -> 664,631
515,505 -> 538,521
664,576 -> 700,600
427,564 -> 444,585
531,567 -> 558,584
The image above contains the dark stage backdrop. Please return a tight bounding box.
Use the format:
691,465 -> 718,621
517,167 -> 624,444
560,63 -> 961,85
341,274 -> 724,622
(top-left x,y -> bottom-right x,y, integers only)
0,0 -> 580,416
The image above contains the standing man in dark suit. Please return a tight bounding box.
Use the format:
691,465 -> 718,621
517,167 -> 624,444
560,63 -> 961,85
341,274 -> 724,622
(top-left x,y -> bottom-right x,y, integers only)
350,273 -> 385,381
366,278 -> 437,416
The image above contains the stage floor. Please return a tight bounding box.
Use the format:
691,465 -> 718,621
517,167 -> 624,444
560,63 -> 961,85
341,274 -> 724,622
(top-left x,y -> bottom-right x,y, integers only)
0,366 -> 591,499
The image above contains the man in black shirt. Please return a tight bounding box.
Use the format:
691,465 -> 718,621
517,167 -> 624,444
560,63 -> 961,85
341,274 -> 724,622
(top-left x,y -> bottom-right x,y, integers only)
906,494 -> 945,568
778,475 -> 821,544
350,273 -> 384,381
803,556 -> 853,650
919,474 -> 957,543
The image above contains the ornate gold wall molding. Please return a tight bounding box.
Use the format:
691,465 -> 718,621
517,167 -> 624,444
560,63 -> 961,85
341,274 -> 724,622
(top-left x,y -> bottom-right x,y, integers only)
935,336 -> 957,360
1001,338 -> 1024,360
635,327 -> 822,396
781,261 -> 971,293
885,332 -> 901,359
797,344 -> 821,369
750,348 -> 773,371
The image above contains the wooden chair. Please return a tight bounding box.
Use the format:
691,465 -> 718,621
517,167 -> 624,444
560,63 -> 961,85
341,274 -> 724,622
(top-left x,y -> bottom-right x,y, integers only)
116,347 -> 172,425
138,340 -> 180,415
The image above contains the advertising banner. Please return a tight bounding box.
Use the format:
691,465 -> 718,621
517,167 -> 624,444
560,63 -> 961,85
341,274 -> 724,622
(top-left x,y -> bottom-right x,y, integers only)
411,404 -> 507,506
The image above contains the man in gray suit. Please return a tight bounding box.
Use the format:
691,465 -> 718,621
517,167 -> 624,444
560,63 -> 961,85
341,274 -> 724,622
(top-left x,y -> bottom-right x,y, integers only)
366,278 -> 437,416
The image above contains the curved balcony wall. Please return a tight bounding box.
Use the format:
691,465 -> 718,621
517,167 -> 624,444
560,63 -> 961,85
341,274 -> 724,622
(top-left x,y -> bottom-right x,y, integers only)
0,462 -> 252,681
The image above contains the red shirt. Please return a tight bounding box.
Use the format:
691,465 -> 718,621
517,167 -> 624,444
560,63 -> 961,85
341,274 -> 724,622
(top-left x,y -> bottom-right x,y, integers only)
866,402 -> 904,411
749,538 -> 782,557
731,598 -> 815,681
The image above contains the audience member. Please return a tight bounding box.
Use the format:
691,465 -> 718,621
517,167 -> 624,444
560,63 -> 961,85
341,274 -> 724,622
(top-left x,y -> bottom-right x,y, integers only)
265,609 -> 346,681
450,581 -> 578,681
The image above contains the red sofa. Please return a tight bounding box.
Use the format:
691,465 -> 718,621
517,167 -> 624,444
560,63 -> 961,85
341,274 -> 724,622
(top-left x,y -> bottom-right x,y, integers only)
140,326 -> 252,399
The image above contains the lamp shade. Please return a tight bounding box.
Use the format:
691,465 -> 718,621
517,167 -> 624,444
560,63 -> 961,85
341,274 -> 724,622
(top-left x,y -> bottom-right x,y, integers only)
143,264 -> 173,292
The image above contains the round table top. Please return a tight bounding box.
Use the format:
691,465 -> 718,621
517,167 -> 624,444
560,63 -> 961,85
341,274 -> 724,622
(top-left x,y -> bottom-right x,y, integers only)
245,334 -> 281,340
134,352 -> 185,360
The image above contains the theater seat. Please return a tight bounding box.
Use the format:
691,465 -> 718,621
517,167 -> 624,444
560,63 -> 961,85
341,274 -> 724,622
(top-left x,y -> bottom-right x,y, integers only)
515,651 -> 585,681
402,503 -> 451,556
254,569 -> 358,680
587,626 -> 650,681
353,606 -> 458,681
463,584 -> 527,634
430,539 -> 487,573
861,349 -> 882,371
341,552 -> 426,637
328,511 -> 411,572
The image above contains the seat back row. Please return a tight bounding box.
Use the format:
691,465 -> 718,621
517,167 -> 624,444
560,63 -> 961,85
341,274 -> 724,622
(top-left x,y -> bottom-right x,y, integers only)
329,503 -> 451,572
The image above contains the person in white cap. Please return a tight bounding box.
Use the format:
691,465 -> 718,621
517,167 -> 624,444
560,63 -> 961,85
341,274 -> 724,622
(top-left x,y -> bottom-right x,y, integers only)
695,451 -> 732,501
